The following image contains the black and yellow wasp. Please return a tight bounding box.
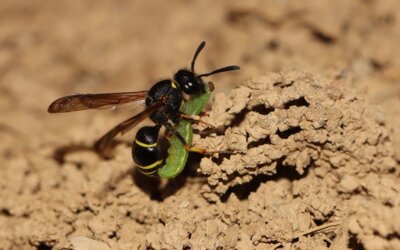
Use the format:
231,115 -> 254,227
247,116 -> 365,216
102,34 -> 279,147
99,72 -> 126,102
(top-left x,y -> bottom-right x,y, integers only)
48,41 -> 239,176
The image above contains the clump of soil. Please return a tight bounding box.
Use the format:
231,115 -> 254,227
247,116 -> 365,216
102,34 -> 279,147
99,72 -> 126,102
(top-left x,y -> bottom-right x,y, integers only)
197,71 -> 396,199
194,71 -> 399,248
1,1 -> 400,249
2,72 -> 398,249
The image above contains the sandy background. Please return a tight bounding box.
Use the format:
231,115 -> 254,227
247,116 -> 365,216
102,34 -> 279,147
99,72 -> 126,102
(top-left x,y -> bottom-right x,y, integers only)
0,0 -> 399,249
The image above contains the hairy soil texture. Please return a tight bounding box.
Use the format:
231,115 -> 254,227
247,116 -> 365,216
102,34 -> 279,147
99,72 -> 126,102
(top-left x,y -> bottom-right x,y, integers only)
0,1 -> 399,250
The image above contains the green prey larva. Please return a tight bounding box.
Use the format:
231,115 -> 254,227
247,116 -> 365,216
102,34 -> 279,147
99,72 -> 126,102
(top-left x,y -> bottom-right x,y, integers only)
158,83 -> 213,178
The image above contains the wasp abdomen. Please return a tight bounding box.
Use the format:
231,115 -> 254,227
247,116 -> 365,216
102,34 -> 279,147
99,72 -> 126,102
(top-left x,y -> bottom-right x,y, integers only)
132,126 -> 162,175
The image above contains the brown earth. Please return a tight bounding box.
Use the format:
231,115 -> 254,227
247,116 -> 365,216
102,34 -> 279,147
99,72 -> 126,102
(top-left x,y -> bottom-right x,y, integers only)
0,1 -> 399,249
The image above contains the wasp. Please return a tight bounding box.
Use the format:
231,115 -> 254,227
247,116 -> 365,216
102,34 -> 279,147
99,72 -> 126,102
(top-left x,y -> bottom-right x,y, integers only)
48,41 -> 239,176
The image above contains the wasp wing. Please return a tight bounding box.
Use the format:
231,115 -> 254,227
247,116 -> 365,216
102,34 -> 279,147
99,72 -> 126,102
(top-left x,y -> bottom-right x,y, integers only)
48,91 -> 148,113
94,103 -> 162,153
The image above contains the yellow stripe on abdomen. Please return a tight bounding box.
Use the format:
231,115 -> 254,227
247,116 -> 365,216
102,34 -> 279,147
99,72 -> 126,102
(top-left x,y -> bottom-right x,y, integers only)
138,168 -> 159,176
137,159 -> 163,170
135,139 -> 157,148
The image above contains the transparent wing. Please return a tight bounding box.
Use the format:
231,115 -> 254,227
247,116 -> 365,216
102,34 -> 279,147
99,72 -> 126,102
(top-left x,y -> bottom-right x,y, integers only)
94,103 -> 162,153
48,91 -> 148,113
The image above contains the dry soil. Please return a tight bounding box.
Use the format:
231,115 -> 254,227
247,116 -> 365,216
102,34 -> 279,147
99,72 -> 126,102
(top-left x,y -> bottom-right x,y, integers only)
0,1 -> 399,249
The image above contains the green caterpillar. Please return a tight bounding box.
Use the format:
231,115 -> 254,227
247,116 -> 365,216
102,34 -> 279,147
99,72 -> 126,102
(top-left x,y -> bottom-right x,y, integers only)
158,84 -> 212,178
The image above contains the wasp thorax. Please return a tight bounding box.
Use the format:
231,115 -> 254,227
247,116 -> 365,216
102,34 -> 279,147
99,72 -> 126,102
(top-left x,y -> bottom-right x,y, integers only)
174,69 -> 204,95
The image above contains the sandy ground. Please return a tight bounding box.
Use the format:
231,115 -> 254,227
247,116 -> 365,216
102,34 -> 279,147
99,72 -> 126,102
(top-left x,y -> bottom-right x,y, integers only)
0,0 -> 399,249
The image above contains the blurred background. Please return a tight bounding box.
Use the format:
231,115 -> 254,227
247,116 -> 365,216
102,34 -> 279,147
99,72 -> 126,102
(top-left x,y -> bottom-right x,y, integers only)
0,0 -> 399,154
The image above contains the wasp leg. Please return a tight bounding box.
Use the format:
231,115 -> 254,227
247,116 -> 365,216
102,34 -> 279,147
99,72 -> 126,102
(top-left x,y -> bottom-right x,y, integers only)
178,112 -> 214,128
186,146 -> 234,156
164,122 -> 232,156
163,127 -> 173,139
163,122 -> 188,145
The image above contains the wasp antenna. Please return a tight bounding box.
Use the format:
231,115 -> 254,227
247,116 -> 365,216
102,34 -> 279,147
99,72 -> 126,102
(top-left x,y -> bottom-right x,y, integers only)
191,41 -> 206,72
198,65 -> 240,78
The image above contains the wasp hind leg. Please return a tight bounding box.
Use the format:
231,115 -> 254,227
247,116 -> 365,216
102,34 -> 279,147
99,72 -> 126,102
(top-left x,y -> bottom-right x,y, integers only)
163,122 -> 233,156
185,146 -> 234,156
178,112 -> 214,128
